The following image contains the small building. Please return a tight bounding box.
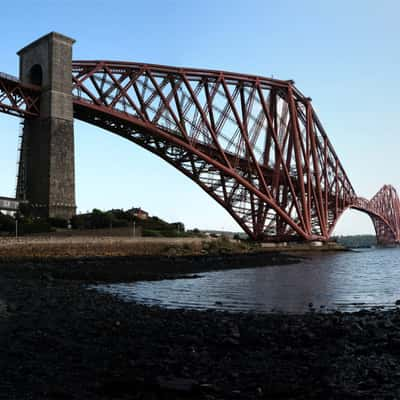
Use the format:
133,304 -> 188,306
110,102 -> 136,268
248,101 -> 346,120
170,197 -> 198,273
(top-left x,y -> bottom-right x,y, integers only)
130,207 -> 149,220
0,197 -> 19,212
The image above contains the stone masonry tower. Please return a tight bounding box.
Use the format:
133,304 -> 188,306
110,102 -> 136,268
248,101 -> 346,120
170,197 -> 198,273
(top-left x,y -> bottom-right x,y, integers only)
17,32 -> 76,219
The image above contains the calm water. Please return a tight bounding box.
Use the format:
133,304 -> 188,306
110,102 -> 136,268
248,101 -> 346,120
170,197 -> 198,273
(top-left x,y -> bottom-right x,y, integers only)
95,248 -> 400,313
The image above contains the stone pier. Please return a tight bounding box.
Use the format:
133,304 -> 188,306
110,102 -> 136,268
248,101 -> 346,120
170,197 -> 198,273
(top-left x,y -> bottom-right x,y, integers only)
17,32 -> 76,219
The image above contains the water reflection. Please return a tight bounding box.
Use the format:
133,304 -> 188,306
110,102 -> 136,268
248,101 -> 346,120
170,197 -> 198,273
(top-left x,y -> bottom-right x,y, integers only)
95,248 -> 400,313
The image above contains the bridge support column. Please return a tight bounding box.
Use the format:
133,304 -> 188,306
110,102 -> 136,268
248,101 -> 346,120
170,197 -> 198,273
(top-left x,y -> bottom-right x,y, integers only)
17,32 -> 76,219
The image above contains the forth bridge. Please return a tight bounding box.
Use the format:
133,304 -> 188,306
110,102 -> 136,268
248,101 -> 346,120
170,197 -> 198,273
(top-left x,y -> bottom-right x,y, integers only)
0,32 -> 399,245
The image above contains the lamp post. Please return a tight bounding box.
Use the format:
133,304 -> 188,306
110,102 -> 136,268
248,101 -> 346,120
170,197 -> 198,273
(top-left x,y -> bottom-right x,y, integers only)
15,211 -> 20,238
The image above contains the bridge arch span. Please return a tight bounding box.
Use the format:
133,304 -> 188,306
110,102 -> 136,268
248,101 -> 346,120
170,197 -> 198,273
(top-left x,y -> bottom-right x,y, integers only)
73,101 -> 303,240
71,60 -> 358,242
331,203 -> 397,245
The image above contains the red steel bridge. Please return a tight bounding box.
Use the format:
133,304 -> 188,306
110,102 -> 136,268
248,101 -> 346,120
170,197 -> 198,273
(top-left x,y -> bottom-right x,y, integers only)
0,52 -> 399,244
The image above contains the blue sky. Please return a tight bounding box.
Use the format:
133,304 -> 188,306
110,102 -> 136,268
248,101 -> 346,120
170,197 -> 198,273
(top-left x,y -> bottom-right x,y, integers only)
0,0 -> 399,234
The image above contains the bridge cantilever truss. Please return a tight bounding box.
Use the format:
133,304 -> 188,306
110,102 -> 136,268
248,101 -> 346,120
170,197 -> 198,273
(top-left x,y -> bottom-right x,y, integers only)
0,73 -> 40,118
71,61 -> 358,242
0,61 -> 399,245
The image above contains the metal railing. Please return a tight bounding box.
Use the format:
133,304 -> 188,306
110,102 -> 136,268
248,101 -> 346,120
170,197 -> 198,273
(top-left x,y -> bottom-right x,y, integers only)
0,71 -> 19,82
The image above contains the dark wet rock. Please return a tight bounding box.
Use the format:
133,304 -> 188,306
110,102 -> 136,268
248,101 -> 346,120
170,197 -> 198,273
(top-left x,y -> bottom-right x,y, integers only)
6,302 -> 17,312
156,376 -> 198,393
0,301 -> 8,315
222,336 -> 240,346
351,321 -> 364,334
41,272 -> 55,282
1,258 -> 400,399
229,325 -> 241,339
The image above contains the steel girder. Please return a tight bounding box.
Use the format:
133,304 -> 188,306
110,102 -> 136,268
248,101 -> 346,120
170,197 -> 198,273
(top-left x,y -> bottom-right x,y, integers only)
0,73 -> 40,118
71,61 -> 357,241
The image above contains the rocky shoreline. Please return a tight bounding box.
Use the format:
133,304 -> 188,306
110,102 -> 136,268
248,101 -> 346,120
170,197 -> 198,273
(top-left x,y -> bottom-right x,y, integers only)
1,253 -> 400,399
0,251 -> 302,283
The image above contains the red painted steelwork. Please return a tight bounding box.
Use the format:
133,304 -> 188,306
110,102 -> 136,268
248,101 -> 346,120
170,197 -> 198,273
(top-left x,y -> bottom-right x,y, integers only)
70,60 -> 357,241
0,73 -> 40,118
0,62 -> 399,244
351,186 -> 400,245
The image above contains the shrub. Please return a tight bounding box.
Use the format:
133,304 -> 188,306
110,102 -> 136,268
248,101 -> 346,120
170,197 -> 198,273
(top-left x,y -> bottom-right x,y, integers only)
49,217 -> 68,228
0,212 -> 15,232
142,229 -> 164,237
160,229 -> 180,237
110,218 -> 129,228
20,220 -> 52,234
